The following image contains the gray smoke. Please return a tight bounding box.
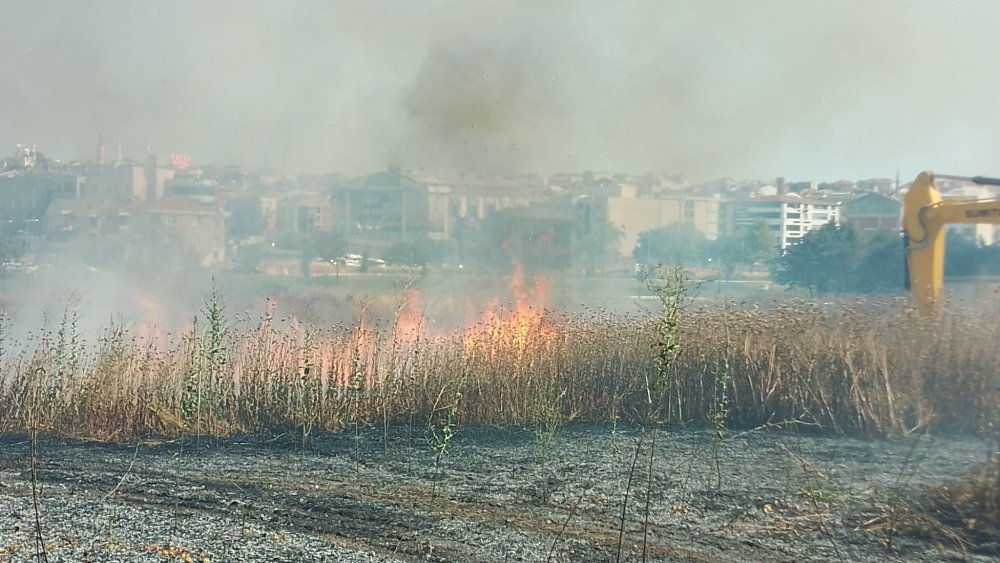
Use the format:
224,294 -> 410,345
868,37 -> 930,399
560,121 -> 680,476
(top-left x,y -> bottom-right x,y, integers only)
2,0 -> 1000,180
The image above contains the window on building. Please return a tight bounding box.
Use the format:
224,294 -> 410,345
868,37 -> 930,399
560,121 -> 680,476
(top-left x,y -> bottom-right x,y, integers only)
683,201 -> 695,222
786,212 -> 801,219
296,207 -> 319,233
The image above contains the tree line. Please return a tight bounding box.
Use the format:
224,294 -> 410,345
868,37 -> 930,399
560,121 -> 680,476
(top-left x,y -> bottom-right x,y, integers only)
634,220 -> 1000,296
223,207 -> 1000,287
633,221 -> 776,278
774,224 -> 904,295
774,223 -> 1000,295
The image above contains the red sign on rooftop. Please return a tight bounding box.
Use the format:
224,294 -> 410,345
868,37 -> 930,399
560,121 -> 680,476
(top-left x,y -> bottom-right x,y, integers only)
170,153 -> 192,170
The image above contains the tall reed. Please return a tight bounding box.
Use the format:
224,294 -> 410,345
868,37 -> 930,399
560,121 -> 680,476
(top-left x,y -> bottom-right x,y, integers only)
0,296 -> 996,441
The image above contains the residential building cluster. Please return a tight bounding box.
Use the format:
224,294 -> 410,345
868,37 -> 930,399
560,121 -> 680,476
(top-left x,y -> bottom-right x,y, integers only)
3,141 -> 991,274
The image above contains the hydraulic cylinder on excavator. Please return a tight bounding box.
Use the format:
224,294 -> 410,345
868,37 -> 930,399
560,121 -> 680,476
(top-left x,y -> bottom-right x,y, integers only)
903,171 -> 1000,313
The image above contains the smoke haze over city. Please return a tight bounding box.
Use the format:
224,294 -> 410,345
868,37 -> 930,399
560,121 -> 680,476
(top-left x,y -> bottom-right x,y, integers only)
3,0 -> 1000,181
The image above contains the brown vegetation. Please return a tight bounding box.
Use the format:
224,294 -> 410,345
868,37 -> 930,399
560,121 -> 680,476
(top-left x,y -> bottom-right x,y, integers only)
1,289 -> 998,549
0,294 -> 995,441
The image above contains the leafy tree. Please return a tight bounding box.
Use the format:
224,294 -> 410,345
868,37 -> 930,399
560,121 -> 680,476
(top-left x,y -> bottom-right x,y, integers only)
633,223 -> 706,266
775,223 -> 863,295
705,236 -> 739,279
288,232 -> 332,277
460,214 -> 511,269
385,237 -> 447,267
941,232 -> 1000,277
469,211 -> 572,271
231,243 -> 265,273
575,221 -> 624,276
225,197 -> 264,239
856,230 -> 905,292
944,233 -> 982,277
310,231 -> 348,262
742,220 -> 780,271
773,223 -> 1000,295
708,221 -> 780,278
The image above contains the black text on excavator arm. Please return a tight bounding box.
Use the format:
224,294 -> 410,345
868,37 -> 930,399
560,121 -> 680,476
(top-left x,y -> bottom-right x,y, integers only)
903,171 -> 1000,313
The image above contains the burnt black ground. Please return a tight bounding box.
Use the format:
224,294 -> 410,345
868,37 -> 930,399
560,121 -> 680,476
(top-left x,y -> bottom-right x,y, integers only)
0,425 -> 995,562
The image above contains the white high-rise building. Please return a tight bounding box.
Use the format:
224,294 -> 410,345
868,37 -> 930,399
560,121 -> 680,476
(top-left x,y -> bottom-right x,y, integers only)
729,193 -> 841,250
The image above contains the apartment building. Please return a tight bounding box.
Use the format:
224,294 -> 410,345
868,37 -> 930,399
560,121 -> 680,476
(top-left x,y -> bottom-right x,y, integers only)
139,198 -> 228,267
276,192 -> 333,234
41,197 -> 228,268
330,171 -> 538,241
576,185 -> 721,256
726,194 -> 841,249
331,171 -> 432,239
840,193 -> 902,233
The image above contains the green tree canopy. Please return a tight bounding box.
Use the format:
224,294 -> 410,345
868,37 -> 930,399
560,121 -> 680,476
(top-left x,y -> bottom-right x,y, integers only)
224,197 -> 264,240
385,237 -> 447,267
232,243 -> 265,273
742,220 -> 780,266
855,230 -> 905,292
941,233 -> 1000,277
633,223 -> 706,266
775,223 -> 863,295
309,231 -> 348,262
774,224 -> 1000,296
575,221 -> 624,276
707,220 -> 779,278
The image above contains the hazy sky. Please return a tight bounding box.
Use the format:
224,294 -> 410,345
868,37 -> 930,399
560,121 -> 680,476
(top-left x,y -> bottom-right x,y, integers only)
3,0 -> 1000,182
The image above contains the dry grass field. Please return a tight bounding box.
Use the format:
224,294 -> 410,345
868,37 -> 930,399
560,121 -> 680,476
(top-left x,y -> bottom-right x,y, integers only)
0,268 -> 997,561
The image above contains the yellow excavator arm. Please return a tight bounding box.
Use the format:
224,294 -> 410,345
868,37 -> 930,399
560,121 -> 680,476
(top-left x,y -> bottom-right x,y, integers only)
903,171 -> 1000,313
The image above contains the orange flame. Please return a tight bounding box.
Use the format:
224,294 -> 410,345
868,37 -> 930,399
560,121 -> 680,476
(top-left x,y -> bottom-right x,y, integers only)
337,319 -> 377,389
393,287 -> 426,345
463,260 -> 556,358
205,259 -> 562,395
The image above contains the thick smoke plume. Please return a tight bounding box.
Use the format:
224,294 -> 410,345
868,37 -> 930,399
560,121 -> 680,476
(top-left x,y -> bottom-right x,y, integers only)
3,1 -> 1000,180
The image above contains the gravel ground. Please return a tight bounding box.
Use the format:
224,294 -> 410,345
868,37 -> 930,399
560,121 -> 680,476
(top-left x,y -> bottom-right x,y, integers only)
0,425 -> 995,562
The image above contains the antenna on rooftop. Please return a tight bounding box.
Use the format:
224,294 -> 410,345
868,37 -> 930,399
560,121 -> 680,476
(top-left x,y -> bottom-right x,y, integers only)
97,134 -> 105,169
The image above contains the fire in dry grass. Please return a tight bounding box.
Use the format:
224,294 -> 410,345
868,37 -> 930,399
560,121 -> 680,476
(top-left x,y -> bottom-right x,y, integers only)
337,322 -> 377,387
463,260 -> 558,357
393,286 -> 427,344
232,259 -> 564,402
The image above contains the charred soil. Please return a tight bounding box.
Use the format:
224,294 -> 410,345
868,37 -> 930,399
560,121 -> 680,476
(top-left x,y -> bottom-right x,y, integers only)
0,425 -> 995,562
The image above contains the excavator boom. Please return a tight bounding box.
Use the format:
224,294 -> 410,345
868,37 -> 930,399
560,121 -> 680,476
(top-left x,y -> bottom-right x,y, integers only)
903,171 -> 1000,313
